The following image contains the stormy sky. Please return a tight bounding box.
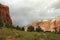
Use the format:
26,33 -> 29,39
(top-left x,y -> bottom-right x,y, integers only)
0,0 -> 60,26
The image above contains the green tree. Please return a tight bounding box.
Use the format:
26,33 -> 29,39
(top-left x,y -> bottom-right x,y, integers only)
0,18 -> 3,27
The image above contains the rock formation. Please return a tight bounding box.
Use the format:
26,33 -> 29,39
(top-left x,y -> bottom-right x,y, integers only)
55,16 -> 60,32
32,17 -> 60,32
32,20 -> 42,31
50,19 -> 56,32
0,4 -> 12,25
41,20 -> 50,32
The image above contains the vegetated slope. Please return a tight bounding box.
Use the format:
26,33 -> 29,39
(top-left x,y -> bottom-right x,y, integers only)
0,27 -> 60,40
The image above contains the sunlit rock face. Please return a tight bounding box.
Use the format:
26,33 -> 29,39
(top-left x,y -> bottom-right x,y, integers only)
32,20 -> 42,31
32,20 -> 42,27
55,16 -> 60,32
31,16 -> 60,32
0,4 -> 12,25
32,20 -> 50,32
50,19 -> 56,32
41,20 -> 50,32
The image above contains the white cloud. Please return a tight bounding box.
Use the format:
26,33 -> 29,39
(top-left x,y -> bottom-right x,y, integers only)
0,0 -> 60,26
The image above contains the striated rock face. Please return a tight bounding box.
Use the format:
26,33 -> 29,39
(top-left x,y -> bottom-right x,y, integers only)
32,20 -> 42,31
50,19 -> 56,32
32,17 -> 60,32
55,16 -> 60,32
0,4 -> 12,25
41,20 -> 50,32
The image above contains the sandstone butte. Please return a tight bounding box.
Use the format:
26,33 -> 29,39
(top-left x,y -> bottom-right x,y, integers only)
0,4 -> 12,25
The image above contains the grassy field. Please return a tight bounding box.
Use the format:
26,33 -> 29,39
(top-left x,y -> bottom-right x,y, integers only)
0,27 -> 60,40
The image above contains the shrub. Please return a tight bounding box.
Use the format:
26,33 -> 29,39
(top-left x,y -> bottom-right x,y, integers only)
27,25 -> 34,32
0,18 -> 3,27
36,26 -> 42,32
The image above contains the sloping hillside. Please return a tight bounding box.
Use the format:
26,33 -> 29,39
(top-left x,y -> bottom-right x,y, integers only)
0,27 -> 60,40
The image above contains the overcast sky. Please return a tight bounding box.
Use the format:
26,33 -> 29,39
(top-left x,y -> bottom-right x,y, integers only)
0,0 -> 60,26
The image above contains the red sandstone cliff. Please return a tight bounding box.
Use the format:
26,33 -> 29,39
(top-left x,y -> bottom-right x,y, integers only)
0,4 -> 12,25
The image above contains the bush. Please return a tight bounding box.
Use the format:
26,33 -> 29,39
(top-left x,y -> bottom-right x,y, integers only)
21,27 -> 24,31
16,26 -> 21,30
27,25 -> 34,32
36,26 -> 42,32
0,18 -> 3,27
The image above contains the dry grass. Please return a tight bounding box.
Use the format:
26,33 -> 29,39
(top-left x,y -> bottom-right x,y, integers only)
0,27 -> 60,40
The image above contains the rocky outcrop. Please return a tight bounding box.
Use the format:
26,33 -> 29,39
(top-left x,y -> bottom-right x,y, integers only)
50,19 -> 56,32
41,20 -> 50,32
32,20 -> 42,31
55,16 -> 60,32
0,4 -> 12,25
32,17 -> 60,32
